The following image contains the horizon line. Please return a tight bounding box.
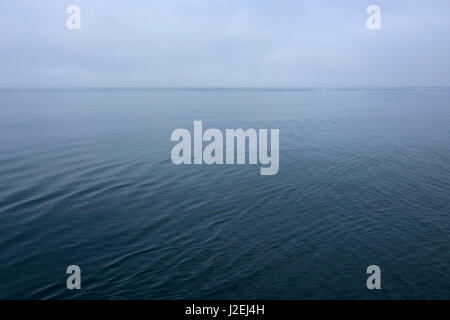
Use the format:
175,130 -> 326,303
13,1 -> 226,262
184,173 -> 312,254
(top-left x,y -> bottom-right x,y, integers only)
1,86 -> 450,91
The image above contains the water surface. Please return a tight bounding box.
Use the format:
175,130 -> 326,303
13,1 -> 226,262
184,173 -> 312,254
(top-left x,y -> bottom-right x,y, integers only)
0,88 -> 449,299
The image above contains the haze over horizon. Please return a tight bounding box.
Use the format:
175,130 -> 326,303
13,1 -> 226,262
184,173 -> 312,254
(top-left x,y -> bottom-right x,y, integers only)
1,0 -> 450,88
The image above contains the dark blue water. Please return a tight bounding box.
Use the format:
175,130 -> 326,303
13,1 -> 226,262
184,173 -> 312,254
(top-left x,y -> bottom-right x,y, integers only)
0,88 -> 449,299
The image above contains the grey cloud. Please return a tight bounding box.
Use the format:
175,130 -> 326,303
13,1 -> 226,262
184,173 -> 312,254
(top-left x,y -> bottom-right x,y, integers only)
1,0 -> 450,87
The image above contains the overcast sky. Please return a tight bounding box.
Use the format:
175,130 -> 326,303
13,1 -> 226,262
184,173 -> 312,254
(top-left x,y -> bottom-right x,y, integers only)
1,0 -> 450,87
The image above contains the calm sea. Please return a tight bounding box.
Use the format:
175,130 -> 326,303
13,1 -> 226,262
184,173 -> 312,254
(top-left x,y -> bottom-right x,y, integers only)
0,88 -> 449,299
